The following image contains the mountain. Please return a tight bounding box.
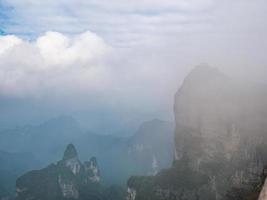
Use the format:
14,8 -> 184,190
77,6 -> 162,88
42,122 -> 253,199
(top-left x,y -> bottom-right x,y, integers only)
0,116 -> 84,163
16,144 -> 108,200
173,65 -> 267,198
127,119 -> 174,176
0,117 -> 174,186
127,64 -> 267,200
75,119 -> 174,184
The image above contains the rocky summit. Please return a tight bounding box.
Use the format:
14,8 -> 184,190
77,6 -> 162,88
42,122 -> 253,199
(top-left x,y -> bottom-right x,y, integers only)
127,65 -> 267,200
16,144 -> 101,200
63,144 -> 79,160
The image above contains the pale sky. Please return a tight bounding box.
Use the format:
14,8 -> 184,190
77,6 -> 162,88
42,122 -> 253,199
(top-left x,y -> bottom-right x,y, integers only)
0,0 -> 267,133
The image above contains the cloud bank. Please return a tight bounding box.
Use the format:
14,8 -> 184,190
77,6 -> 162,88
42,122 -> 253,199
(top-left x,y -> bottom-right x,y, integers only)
0,0 -> 267,129
0,31 -> 111,97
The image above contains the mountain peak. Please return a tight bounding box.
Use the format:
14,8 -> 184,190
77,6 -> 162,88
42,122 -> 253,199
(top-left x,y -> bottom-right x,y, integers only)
17,145 -> 102,200
63,143 -> 78,160
89,156 -> 97,166
175,64 -> 228,101
185,64 -> 224,83
41,116 -> 80,129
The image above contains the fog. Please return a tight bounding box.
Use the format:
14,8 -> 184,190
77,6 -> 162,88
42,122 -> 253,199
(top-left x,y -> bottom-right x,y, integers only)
1,1 -> 267,200
0,0 -> 266,134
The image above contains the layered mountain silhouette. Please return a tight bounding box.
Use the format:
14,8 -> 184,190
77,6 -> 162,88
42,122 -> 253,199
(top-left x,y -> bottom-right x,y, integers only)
0,117 -> 174,186
0,118 -> 173,200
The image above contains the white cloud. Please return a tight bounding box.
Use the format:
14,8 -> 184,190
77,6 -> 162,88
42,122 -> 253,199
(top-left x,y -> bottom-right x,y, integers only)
36,31 -> 109,67
0,35 -> 22,54
1,0 -> 267,121
0,31 -> 111,97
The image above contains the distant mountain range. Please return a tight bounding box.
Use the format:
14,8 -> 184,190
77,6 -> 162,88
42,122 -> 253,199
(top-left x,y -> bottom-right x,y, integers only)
0,116 -> 174,198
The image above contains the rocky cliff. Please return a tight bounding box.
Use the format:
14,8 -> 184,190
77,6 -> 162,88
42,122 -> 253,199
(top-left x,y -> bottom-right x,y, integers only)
127,119 -> 174,176
174,65 -> 267,198
16,144 -> 101,200
127,65 -> 267,200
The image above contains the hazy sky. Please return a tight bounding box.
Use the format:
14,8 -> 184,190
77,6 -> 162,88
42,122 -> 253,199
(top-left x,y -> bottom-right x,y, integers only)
0,0 -> 267,132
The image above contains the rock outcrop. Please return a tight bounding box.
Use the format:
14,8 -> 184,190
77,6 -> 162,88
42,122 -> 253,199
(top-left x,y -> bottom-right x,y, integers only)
16,144 -> 101,200
174,65 -> 267,198
84,157 -> 100,183
127,119 -> 174,176
127,64 -> 267,200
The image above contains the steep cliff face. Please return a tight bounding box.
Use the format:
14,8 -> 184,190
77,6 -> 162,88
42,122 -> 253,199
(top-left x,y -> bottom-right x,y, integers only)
16,144 -> 101,200
127,65 -> 267,200
127,156 -> 214,200
174,65 -> 267,161
84,157 -> 100,183
174,65 -> 267,197
127,119 -> 174,176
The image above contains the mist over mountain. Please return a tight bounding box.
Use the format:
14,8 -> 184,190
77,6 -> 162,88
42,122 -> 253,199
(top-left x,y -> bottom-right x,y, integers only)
127,65 -> 267,200
1,0 -> 267,199
16,144 -> 126,200
0,98 -> 146,137
0,115 -> 174,198
0,151 -> 39,199
1,65 -> 267,200
0,116 -> 84,162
